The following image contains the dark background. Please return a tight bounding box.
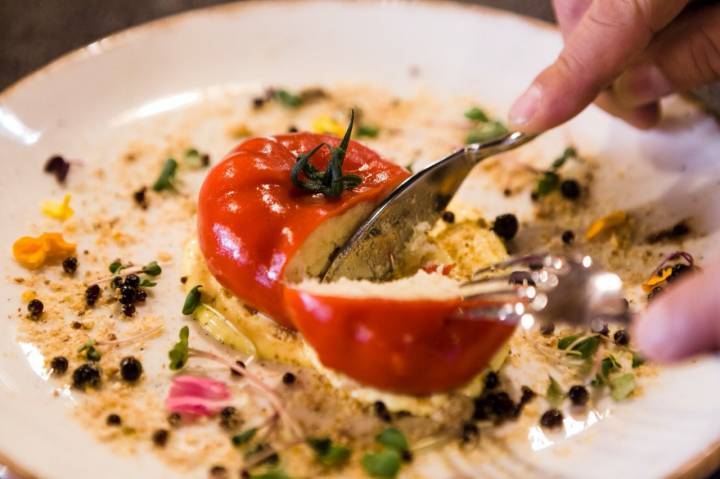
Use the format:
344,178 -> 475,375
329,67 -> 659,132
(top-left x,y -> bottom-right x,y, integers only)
0,0 -> 554,90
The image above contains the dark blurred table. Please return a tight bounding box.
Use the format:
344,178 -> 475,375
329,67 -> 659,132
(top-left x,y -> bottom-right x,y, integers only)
0,0 -> 552,90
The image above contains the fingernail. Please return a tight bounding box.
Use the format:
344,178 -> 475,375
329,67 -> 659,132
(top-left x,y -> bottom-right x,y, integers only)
615,64 -> 673,107
509,84 -> 542,127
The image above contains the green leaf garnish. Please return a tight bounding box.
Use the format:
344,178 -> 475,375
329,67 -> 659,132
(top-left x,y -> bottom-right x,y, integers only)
535,147 -> 578,197
357,124 -> 380,138
183,148 -> 209,169
139,279 -> 157,288
464,107 -> 489,122
632,352 -> 645,368
182,286 -> 202,315
248,469 -> 290,479
142,261 -> 162,276
78,340 -> 102,361
168,326 -> 190,370
551,147 -> 577,170
307,437 -> 351,467
244,443 -> 279,466
465,121 -> 509,144
290,111 -> 362,198
535,171 -> 560,196
376,428 -> 408,452
152,158 -> 178,192
109,259 -> 128,274
546,376 -> 564,407
574,336 -> 600,359
361,449 -> 402,478
274,89 -> 302,108
232,428 -> 257,446
609,373 -> 635,400
601,355 -> 621,378
558,335 -> 600,359
557,335 -> 579,350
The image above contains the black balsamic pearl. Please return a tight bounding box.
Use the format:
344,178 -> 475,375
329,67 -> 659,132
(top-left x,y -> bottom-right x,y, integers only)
111,276 -> 124,289
373,401 -> 392,422
85,284 -> 101,306
152,429 -> 169,447
282,372 -> 296,385
540,322 -> 555,336
492,214 -> 519,240
62,256 -> 78,274
72,363 -> 102,390
540,409 -> 564,429
568,385 -> 589,406
613,329 -> 630,346
209,465 -> 228,478
50,356 -> 69,375
119,356 -> 143,382
560,179 -> 581,199
124,274 -> 140,288
106,413 -> 122,426
461,421 -> 479,443
484,372 -> 499,390
135,289 -> 147,302
27,299 -> 44,319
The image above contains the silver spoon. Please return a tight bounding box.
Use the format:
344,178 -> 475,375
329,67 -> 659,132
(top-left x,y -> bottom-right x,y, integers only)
322,131 -> 536,282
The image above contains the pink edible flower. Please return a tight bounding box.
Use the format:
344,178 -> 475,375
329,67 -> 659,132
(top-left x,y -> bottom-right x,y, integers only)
165,375 -> 231,417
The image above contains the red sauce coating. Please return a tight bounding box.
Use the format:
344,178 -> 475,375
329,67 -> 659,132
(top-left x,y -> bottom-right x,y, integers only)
285,289 -> 516,394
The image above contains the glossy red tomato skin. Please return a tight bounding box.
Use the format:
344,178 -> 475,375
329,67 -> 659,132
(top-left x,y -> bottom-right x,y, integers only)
197,133 -> 409,328
285,289 -> 517,395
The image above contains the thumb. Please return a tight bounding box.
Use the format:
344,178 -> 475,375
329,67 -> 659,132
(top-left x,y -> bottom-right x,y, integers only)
634,258 -> 720,363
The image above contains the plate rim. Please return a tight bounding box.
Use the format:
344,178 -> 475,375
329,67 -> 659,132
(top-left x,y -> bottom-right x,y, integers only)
1,1 -> 718,478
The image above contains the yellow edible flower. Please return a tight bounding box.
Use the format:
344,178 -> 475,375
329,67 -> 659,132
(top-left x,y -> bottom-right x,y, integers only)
585,210 -> 627,240
226,122 -> 252,139
41,194 -> 74,221
312,116 -> 344,136
12,232 -> 76,269
21,290 -> 36,303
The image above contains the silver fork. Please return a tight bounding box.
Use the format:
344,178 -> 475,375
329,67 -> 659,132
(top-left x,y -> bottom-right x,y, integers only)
457,253 -> 631,329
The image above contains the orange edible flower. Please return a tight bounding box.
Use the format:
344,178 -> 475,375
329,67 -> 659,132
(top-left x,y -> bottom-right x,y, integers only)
641,266 -> 673,293
585,210 -> 627,240
12,232 -> 76,269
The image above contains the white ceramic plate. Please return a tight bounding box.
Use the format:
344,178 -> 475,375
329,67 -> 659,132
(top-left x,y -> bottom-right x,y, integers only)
2,1 -> 720,478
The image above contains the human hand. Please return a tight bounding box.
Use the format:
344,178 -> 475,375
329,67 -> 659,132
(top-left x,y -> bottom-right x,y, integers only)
508,0 -> 720,132
634,257 -> 720,363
